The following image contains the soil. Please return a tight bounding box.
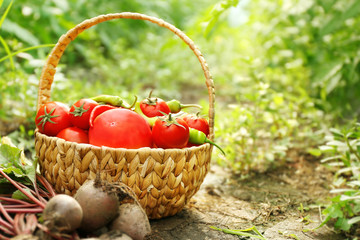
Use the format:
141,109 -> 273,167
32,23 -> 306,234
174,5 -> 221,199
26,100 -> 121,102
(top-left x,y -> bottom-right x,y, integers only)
146,154 -> 346,240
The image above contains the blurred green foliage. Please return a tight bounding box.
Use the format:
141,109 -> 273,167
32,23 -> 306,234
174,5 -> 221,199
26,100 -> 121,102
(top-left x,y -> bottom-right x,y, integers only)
318,124 -> 360,235
1,0 -> 360,235
1,0 -> 359,170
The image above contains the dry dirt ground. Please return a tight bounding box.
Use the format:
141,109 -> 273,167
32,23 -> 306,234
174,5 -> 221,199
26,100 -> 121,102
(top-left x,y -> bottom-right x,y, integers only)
146,155 -> 346,240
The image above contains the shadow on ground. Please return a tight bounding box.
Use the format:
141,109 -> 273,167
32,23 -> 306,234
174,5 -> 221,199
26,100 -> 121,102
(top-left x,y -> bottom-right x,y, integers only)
146,155 -> 346,240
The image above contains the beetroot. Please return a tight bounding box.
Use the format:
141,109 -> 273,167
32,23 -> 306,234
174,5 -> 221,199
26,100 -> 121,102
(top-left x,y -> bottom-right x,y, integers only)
42,194 -> 83,233
109,203 -> 151,240
74,180 -> 119,232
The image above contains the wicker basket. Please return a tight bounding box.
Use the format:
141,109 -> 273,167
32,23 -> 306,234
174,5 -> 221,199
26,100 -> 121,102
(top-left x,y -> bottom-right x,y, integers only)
34,12 -> 215,219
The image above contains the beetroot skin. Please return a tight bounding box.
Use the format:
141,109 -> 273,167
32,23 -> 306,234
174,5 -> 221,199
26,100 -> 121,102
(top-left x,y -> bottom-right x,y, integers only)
74,180 -> 119,232
42,194 -> 83,233
109,203 -> 151,240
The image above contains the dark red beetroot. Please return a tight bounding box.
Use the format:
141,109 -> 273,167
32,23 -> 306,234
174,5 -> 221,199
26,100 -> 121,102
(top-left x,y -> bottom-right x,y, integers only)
42,194 -> 83,233
109,203 -> 151,240
74,180 -> 119,232
74,177 -> 140,233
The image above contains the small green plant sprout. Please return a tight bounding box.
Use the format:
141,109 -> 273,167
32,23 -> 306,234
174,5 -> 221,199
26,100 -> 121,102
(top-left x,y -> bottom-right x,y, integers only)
210,225 -> 267,240
297,203 -> 316,225
278,230 -> 300,240
317,123 -> 360,234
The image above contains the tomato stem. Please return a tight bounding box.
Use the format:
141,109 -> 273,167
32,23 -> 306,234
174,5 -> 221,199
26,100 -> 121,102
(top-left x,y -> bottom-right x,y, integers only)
70,102 -> 89,117
36,106 -> 59,131
143,90 -> 158,106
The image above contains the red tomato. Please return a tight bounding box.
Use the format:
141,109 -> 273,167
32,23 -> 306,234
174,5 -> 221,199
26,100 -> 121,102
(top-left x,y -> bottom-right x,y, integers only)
35,101 -> 72,136
182,113 -> 210,136
89,108 -> 152,149
140,92 -> 170,117
56,127 -> 89,144
152,115 -> 189,149
69,99 -> 98,130
89,105 -> 117,128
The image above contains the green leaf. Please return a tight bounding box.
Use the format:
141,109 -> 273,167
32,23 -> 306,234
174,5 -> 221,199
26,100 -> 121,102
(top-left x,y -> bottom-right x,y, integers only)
348,216 -> 360,225
0,137 -> 36,182
210,226 -> 267,240
307,148 -> 322,157
2,165 -> 24,177
320,0 -> 360,37
340,195 -> 360,201
318,0 -> 337,13
12,188 -> 32,201
335,218 -> 351,231
329,188 -> 357,194
0,35 -> 14,69
320,155 -> 342,163
329,128 -> 344,138
319,145 -> 335,152
24,158 -> 37,185
0,141 -> 23,169
326,140 -> 347,147
0,44 -> 56,63
2,19 -> 40,45
313,61 -> 343,87
0,0 -> 12,29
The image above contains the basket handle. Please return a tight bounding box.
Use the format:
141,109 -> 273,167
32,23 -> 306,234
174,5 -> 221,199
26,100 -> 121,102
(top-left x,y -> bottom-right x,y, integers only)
37,12 -> 215,139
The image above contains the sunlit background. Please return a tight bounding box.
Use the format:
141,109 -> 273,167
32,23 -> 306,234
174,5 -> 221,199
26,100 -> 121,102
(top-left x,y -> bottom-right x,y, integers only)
1,0 -> 360,234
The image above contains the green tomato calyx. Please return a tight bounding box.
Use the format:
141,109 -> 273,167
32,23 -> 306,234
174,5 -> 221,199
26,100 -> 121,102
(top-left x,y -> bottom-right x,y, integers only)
37,106 -> 59,130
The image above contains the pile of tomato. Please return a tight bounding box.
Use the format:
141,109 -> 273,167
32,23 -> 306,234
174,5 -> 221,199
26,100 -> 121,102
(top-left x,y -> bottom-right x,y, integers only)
35,93 -> 218,151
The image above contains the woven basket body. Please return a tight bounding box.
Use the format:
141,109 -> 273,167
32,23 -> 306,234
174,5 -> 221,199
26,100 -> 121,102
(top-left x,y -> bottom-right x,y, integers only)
34,13 -> 215,219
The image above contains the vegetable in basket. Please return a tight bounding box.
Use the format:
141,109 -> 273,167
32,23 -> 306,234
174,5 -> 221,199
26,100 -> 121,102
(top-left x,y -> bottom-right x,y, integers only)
152,113 -> 190,149
166,99 -> 202,114
182,112 -> 210,136
56,126 -> 89,144
89,108 -> 152,149
139,90 -> 171,117
91,94 -> 137,109
35,101 -> 72,136
69,98 -> 99,129
139,90 -> 202,115
134,101 -> 158,127
188,128 -> 225,155
89,104 -> 117,127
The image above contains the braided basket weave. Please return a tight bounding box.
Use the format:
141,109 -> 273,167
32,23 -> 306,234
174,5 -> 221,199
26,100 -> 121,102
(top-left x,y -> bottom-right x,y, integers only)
34,12 -> 215,219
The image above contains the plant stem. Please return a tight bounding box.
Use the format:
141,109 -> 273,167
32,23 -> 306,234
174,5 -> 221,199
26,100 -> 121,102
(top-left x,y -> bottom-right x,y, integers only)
0,217 -> 14,235
0,44 -> 55,63
345,136 -> 360,162
4,204 -> 38,208
0,169 -> 46,209
17,182 -> 47,205
0,225 -> 14,237
5,208 -> 43,213
0,36 -> 14,70
0,196 -> 35,206
0,202 -> 14,225
36,174 -> 56,197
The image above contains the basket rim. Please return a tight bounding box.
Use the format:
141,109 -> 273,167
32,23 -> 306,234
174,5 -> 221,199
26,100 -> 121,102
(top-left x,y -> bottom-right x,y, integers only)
35,130 -> 212,153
